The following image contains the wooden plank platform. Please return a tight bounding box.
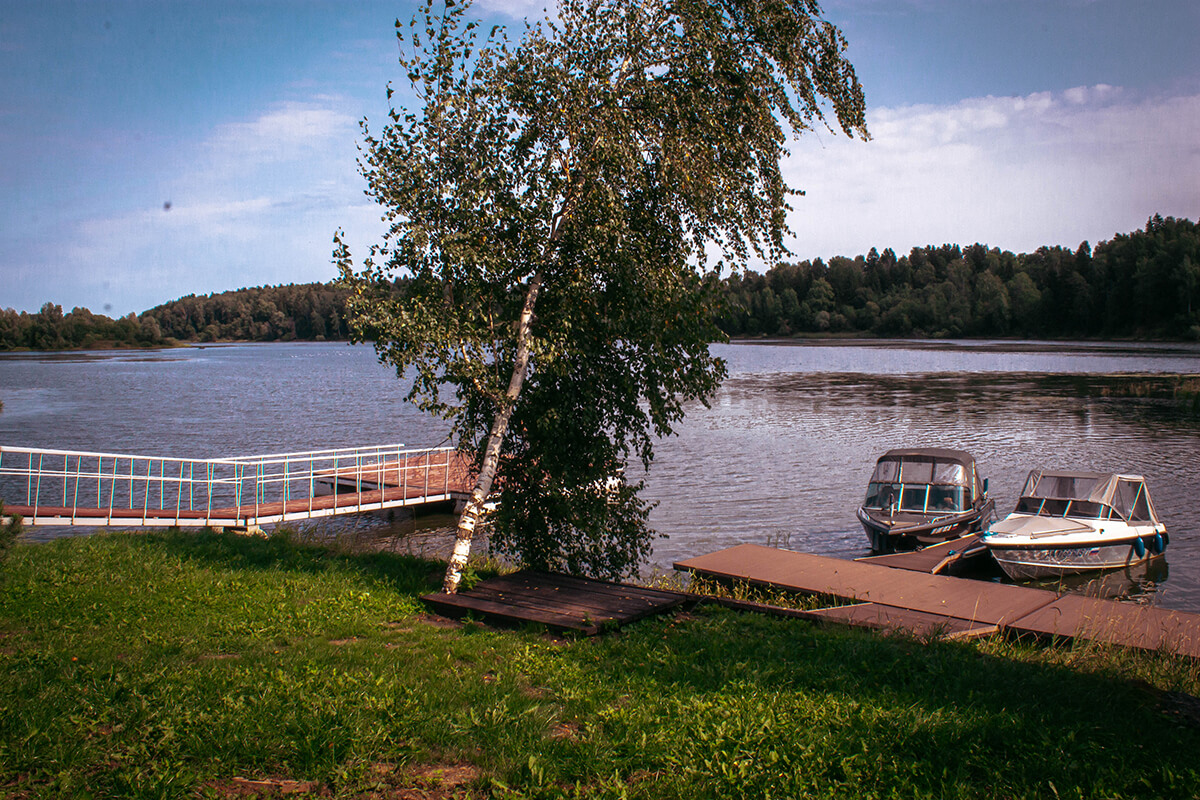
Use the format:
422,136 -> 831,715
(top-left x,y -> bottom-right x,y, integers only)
421,570 -> 689,635
676,544 -> 1057,627
5,474 -> 472,527
855,534 -> 988,574
1009,595 -> 1200,656
804,603 -> 1000,641
314,451 -> 473,492
675,544 -> 1200,658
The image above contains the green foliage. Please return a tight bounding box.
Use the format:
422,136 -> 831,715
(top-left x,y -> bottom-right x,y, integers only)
0,283 -> 351,351
0,303 -> 172,351
720,215 -> 1200,340
336,0 -> 867,579
141,282 -> 350,343
0,501 -> 20,568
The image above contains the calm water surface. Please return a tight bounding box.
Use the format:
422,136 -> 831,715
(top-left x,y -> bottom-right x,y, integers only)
3,340 -> 1199,610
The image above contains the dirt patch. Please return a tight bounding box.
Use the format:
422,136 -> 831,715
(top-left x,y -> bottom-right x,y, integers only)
415,613 -> 463,630
549,720 -> 581,741
206,776 -> 328,797
519,684 -> 551,700
361,762 -> 483,799
409,763 -> 481,787
328,637 -> 359,646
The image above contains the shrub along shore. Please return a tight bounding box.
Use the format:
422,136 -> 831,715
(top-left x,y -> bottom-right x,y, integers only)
2,530 -> 1200,798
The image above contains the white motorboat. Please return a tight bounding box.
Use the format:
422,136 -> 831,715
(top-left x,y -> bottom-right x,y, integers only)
983,470 -> 1168,580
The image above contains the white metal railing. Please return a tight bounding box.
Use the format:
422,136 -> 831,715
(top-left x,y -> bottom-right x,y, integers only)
0,443 -> 469,527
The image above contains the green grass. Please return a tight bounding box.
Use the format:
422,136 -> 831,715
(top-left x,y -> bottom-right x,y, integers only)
2,531 -> 1200,798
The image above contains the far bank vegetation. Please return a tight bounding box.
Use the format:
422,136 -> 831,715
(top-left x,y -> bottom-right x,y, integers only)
3,215 -> 1197,351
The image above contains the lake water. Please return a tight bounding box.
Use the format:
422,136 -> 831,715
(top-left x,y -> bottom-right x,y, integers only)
3,339 -> 1200,610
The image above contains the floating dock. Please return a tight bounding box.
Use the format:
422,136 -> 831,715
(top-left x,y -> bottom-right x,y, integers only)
421,570 -> 688,635
675,544 -> 1200,658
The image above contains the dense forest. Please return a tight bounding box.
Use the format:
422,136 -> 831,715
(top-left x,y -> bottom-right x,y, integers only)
0,304 -> 170,350
2,216 -> 1197,350
720,215 -> 1200,339
141,283 -> 350,343
0,284 -> 350,350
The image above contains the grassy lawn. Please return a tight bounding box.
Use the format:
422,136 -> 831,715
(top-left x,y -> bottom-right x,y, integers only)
2,530 -> 1199,798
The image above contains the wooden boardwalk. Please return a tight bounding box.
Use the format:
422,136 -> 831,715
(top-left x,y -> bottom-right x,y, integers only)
855,534 -> 989,575
422,571 -> 688,635
2,448 -> 474,528
676,544 -> 1200,658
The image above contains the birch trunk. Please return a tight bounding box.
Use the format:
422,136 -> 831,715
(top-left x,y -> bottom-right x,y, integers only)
442,273 -> 544,594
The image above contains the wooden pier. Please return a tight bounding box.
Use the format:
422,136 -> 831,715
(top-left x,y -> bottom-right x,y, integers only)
675,544 -> 1200,658
421,571 -> 688,635
1,445 -> 474,528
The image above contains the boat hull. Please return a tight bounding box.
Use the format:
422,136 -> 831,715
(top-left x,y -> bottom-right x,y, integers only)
987,539 -> 1152,581
858,502 -> 993,553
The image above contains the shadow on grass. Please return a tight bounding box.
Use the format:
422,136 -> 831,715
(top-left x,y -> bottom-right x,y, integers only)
549,606 -> 1200,796
131,527 -> 446,596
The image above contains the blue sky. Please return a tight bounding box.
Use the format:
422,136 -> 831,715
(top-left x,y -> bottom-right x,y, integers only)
2,0 -> 1198,316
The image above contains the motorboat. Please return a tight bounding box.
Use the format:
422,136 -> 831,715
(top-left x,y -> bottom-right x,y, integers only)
857,448 -> 995,553
983,470 -> 1168,581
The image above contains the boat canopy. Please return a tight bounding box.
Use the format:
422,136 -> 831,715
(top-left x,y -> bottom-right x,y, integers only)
1018,470 -> 1159,523
870,448 -> 982,492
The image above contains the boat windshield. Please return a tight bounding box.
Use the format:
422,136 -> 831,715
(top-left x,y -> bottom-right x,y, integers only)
871,458 -> 970,487
1022,473 -> 1099,500
1015,497 -> 1113,519
864,482 -> 965,513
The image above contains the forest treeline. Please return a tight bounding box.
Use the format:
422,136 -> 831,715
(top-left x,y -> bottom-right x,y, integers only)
2,215 -> 1197,350
142,284 -> 350,343
720,215 -> 1200,339
0,284 -> 350,350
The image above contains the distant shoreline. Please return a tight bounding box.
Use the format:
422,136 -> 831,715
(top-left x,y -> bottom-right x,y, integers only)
7,332 -> 1200,354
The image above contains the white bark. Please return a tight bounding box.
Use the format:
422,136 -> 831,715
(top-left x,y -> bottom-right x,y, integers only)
442,272 -> 544,594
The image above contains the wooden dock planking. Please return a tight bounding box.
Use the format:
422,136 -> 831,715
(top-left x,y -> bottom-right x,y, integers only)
805,603 -> 1000,641
855,534 -> 987,574
675,543 -> 1057,627
421,570 -> 688,635
315,452 -> 473,493
676,544 -> 1200,657
5,470 -> 470,527
1010,595 -> 1200,657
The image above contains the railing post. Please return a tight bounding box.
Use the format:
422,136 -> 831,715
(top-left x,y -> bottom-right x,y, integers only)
71,454 -> 81,523
33,452 -> 44,520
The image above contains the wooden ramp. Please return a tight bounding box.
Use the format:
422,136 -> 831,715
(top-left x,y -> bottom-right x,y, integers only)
676,544 -> 1200,657
422,571 -> 688,635
855,534 -> 989,574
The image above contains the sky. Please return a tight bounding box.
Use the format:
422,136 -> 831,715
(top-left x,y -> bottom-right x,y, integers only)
2,0 -> 1198,317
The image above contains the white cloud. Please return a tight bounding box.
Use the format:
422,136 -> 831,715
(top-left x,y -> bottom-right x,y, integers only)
19,98 -> 388,315
782,86 -> 1200,261
15,84 -> 1199,316
476,0 -> 555,20
205,100 -> 359,168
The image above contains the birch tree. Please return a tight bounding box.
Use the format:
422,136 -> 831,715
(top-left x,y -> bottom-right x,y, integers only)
336,0 -> 868,592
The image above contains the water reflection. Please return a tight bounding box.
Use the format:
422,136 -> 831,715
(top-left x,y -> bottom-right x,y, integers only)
646,357 -> 1200,612
1022,557 -> 1170,604
3,340 -> 1199,611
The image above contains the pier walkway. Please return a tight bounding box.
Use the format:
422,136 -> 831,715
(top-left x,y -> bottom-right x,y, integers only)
676,544 -> 1200,658
0,444 -> 473,528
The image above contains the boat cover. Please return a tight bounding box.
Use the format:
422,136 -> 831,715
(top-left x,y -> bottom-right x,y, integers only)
870,448 -> 984,496
1019,470 -> 1159,523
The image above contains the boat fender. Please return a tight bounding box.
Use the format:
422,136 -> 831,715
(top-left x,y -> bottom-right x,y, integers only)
1133,537 -> 1146,558
1153,532 -> 1166,554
